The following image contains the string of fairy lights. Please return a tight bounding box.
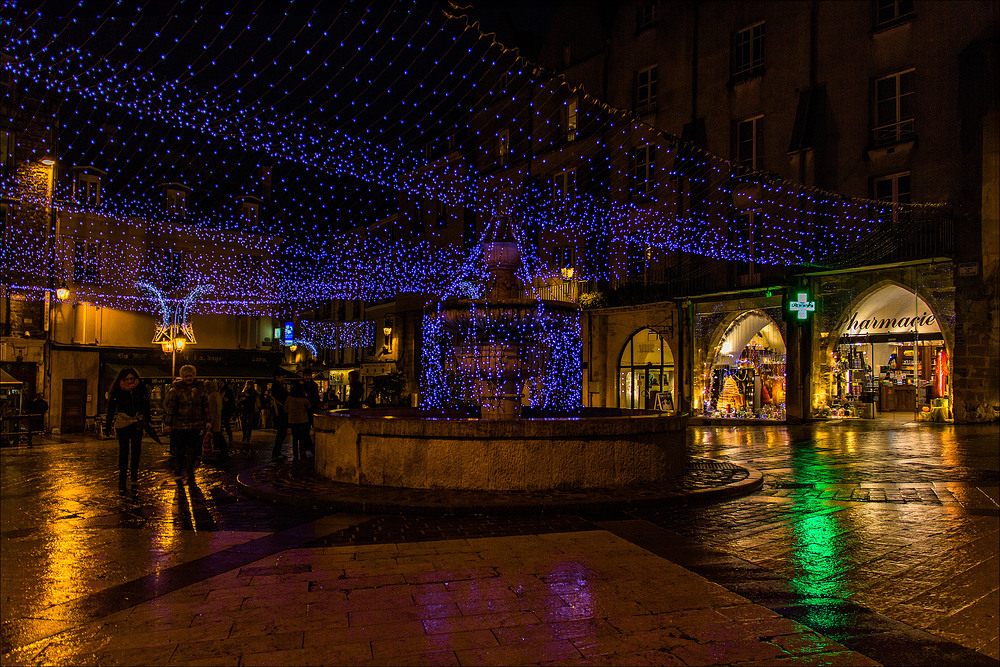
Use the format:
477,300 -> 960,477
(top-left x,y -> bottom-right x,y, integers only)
1,0 -> 947,322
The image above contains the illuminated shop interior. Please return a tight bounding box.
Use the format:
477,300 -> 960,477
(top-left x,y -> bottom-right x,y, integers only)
704,312 -> 786,420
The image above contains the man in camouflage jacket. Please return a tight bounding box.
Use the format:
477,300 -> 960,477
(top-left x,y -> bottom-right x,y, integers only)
164,364 -> 211,478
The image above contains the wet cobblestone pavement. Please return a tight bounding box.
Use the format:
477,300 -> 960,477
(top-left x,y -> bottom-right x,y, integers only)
2,419 -> 997,666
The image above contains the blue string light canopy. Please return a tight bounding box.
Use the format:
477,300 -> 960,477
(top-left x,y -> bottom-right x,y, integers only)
1,0 -> 946,317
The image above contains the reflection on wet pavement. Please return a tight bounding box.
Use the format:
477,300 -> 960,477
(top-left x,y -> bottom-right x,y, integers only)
4,530 -> 884,666
631,421 -> 1000,661
2,421 -> 998,665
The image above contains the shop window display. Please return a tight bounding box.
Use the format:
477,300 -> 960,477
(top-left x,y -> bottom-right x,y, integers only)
704,319 -> 786,420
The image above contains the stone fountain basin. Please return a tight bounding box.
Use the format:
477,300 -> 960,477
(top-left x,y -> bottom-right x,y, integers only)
314,409 -> 688,492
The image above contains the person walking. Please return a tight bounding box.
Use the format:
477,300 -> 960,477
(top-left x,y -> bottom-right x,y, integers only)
205,380 -> 228,462
301,371 -> 321,422
238,381 -> 258,442
27,393 -> 48,433
219,379 -> 236,447
285,383 -> 313,461
163,364 -> 210,480
347,370 -> 364,409
269,371 -> 289,460
105,367 -> 151,490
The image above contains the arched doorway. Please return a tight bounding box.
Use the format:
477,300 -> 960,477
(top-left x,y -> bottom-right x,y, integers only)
706,311 -> 786,420
827,284 -> 950,418
618,328 -> 675,411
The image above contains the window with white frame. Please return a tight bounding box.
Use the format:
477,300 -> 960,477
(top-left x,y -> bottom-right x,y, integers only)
875,0 -> 913,27
734,115 -> 762,170
873,69 -> 915,146
732,22 -> 764,78
564,96 -> 578,142
497,128 -> 510,165
630,145 -> 655,197
74,172 -> 101,206
637,1 -> 659,31
635,65 -> 657,112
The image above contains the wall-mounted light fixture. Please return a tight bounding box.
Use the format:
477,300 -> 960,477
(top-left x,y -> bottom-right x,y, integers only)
382,317 -> 393,354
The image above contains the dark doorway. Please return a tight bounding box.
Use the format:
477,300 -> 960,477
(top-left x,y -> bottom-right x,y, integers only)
61,379 -> 87,433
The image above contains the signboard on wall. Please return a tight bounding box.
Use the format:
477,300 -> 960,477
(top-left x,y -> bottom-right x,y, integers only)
837,285 -> 941,338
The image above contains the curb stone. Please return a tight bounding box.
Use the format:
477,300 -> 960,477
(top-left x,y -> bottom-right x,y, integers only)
236,456 -> 764,516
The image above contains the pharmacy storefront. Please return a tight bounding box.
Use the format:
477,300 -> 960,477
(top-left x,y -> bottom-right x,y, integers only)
821,283 -> 951,419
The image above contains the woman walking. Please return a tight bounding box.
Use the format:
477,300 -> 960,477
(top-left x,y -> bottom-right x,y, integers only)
239,381 -> 258,442
285,383 -> 313,461
105,367 -> 151,490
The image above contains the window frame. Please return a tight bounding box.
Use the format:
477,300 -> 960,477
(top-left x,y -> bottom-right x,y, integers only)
873,171 -> 911,224
874,0 -> 914,29
637,1 -> 659,32
497,128 -> 510,165
734,115 -> 763,171
731,21 -> 765,79
74,173 -> 101,207
166,188 -> 187,216
732,212 -> 759,280
563,96 -> 579,142
553,168 -> 577,211
72,240 -> 101,284
872,68 -> 915,147
240,199 -> 260,226
635,65 -> 658,113
629,145 -> 655,198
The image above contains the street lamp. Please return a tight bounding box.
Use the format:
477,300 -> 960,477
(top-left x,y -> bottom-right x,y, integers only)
159,325 -> 188,379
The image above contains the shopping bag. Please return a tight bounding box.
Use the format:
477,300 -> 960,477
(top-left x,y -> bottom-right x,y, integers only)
202,431 -> 214,457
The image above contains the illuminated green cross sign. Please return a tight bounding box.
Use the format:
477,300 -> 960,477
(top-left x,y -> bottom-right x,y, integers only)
789,292 -> 816,320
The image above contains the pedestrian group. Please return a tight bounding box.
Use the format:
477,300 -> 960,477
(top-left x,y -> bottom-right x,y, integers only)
104,363 -> 339,489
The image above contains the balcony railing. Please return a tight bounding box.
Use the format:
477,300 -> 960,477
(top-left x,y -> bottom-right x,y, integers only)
871,118 -> 915,147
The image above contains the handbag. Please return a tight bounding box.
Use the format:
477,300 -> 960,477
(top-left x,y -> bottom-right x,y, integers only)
114,412 -> 139,429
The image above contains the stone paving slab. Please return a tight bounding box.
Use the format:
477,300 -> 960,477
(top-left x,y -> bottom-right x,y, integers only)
235,457 -> 764,515
1,530 -> 883,667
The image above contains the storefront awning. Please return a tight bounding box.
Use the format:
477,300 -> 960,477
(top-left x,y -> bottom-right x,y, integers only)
104,362 -> 283,382
103,363 -> 173,381
191,364 -> 285,380
1,369 -> 23,386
